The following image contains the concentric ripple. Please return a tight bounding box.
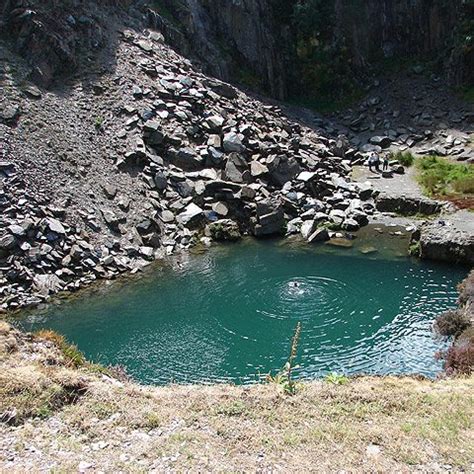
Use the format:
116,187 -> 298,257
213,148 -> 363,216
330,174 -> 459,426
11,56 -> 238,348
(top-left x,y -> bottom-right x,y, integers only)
19,240 -> 467,384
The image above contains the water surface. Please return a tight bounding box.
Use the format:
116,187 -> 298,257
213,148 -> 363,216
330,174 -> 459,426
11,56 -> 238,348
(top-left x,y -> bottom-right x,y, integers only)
19,237 -> 466,384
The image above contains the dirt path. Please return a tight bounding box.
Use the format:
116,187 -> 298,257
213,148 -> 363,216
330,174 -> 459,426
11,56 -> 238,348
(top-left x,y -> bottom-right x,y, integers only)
352,165 -> 425,199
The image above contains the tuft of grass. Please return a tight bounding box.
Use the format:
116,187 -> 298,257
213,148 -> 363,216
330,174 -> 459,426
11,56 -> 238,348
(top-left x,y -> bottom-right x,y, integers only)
35,330 -> 86,368
393,151 -> 415,167
325,372 -> 350,385
215,400 -> 248,417
409,240 -> 421,257
94,116 -> 104,129
416,155 -> 474,197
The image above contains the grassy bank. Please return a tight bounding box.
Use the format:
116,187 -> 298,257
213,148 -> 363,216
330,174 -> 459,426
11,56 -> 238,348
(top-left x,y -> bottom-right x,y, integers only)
416,155 -> 474,198
1,322 -> 473,471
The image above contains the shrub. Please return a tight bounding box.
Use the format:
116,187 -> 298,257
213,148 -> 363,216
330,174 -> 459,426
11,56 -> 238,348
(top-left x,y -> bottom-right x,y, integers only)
442,340 -> 474,376
453,176 -> 474,194
394,151 -> 415,167
434,310 -> 471,338
458,271 -> 474,306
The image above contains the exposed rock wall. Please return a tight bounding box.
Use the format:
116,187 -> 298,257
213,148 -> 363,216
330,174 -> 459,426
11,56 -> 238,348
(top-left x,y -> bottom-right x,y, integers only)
333,0 -> 462,67
152,0 -> 469,99
147,0 -> 288,99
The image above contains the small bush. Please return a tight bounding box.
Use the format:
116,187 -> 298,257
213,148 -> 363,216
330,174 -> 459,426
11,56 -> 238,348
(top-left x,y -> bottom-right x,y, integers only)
434,310 -> 471,338
394,151 -> 415,167
443,342 -> 474,376
94,116 -> 104,129
453,177 -> 474,194
215,400 -> 248,417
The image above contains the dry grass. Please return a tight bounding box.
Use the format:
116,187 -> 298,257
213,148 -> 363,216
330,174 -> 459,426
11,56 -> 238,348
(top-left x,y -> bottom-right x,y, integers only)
1,323 -> 473,472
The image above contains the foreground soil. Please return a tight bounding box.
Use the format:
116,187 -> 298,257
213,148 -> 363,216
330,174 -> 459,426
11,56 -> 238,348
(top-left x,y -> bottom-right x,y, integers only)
0,323 -> 473,472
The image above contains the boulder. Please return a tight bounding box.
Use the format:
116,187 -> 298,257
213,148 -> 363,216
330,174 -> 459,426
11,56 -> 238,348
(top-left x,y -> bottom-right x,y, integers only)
267,156 -> 301,187
223,153 -> 249,183
170,147 -> 204,171
369,136 -> 391,148
143,120 -> 164,146
307,228 -> 330,243
44,218 -> 66,235
250,161 -> 269,178
376,193 -> 443,216
0,234 -> 17,251
177,203 -> 204,229
300,220 -> 318,240
252,198 -> 285,237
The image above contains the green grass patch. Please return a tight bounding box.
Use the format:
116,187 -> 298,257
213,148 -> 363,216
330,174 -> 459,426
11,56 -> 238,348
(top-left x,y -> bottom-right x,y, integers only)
416,155 -> 474,197
393,151 -> 415,167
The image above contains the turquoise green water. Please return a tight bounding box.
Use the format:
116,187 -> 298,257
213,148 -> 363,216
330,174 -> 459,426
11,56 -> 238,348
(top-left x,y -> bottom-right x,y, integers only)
19,238 -> 466,384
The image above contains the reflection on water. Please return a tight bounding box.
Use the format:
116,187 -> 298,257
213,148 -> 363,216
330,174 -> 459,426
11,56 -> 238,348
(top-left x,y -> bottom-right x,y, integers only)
17,234 -> 466,385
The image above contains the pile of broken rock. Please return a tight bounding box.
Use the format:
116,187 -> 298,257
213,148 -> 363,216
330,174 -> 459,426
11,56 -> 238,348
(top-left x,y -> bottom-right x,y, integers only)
1,28 -> 378,311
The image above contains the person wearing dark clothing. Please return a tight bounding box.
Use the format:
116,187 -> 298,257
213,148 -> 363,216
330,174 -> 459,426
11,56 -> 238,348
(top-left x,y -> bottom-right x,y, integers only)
383,154 -> 389,171
374,152 -> 380,172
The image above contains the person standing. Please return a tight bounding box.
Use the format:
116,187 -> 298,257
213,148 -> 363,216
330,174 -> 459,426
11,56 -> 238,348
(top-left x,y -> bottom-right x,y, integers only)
383,153 -> 389,171
374,152 -> 381,172
368,153 -> 376,172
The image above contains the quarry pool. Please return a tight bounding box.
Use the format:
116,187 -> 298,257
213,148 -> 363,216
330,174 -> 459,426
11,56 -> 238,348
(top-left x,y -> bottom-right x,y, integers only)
18,237 -> 466,384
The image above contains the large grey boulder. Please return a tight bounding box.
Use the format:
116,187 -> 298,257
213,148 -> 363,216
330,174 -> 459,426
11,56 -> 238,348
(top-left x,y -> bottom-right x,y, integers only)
223,153 -> 249,183
307,228 -> 330,243
143,120 -> 164,146
300,220 -> 318,240
252,198 -> 285,237
414,219 -> 474,265
169,147 -> 204,171
267,155 -> 301,187
376,193 -> 443,216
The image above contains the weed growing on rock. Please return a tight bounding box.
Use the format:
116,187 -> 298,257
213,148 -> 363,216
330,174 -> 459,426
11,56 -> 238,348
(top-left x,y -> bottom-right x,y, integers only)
435,310 -> 471,338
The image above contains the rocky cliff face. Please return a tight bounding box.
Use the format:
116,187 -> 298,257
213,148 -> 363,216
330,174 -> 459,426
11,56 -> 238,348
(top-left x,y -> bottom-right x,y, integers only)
333,0 -> 462,67
147,0 -> 288,99
152,0 -> 471,100
2,0 -> 470,98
